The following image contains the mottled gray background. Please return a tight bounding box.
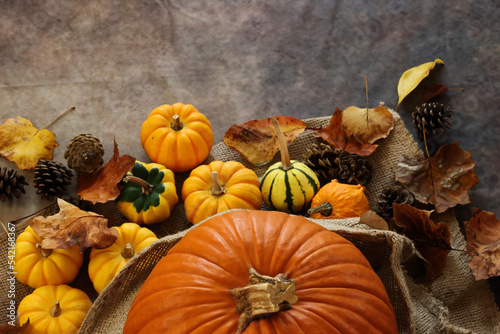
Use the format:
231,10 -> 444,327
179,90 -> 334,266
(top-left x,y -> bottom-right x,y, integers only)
1,0 -> 499,299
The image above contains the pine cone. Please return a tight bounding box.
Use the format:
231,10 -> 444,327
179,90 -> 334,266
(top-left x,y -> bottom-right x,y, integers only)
304,143 -> 372,186
0,167 -> 28,202
33,159 -> 74,200
376,185 -> 414,218
64,133 -> 104,175
337,153 -> 372,186
412,102 -> 453,140
304,143 -> 343,186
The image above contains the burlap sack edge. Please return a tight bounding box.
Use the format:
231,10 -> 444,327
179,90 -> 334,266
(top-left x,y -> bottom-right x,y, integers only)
79,209 -> 417,334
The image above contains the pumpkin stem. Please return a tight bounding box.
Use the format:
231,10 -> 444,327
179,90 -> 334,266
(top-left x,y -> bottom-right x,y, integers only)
211,171 -> 225,195
271,118 -> 293,171
122,176 -> 154,195
35,243 -> 53,258
229,267 -> 298,334
50,301 -> 61,317
171,114 -> 183,131
121,243 -> 135,258
307,202 -> 333,217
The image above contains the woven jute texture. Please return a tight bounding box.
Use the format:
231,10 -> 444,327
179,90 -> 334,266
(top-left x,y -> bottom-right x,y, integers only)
2,111 -> 499,333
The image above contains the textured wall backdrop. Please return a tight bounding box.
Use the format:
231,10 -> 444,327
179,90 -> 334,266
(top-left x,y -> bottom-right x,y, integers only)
1,0 -> 499,300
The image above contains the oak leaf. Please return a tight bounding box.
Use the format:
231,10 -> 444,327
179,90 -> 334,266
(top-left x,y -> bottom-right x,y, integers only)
397,59 -> 444,108
0,117 -> 58,170
313,108 -> 377,156
464,208 -> 500,280
77,140 -> 135,203
395,142 -> 479,213
29,198 -> 118,252
341,104 -> 394,144
223,116 -> 306,166
393,203 -> 451,281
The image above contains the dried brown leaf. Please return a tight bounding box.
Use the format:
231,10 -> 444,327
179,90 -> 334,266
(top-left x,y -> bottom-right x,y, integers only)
464,208 -> 500,280
395,142 -> 480,213
358,210 -> 389,230
77,140 -> 135,203
0,317 -> 29,334
223,116 -> 306,166
29,198 -> 118,253
314,108 -> 378,156
423,84 -> 449,102
342,105 -> 394,144
393,203 -> 451,281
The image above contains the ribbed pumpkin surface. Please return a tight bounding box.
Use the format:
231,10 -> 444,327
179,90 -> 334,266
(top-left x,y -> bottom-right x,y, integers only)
14,226 -> 83,288
260,160 -> 319,213
124,210 -> 398,334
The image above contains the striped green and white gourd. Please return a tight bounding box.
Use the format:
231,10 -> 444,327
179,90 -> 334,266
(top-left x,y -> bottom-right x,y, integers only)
260,118 -> 320,213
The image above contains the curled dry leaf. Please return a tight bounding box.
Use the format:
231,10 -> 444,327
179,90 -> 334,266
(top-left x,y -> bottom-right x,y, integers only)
223,116 -> 306,166
29,198 -> 118,253
423,84 -> 449,102
341,104 -> 394,144
395,142 -> 479,213
0,117 -> 58,170
393,203 -> 451,281
313,108 -> 377,156
397,59 -> 444,108
358,210 -> 389,230
77,140 -> 135,203
464,208 -> 500,280
0,315 -> 29,334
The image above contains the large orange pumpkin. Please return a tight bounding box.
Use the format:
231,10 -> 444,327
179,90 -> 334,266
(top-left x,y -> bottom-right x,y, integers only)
140,103 -> 214,173
124,210 -> 398,334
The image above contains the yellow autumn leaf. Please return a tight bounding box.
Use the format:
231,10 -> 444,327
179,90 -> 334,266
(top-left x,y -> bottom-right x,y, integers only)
396,59 -> 444,108
0,116 -> 59,170
341,104 -> 394,144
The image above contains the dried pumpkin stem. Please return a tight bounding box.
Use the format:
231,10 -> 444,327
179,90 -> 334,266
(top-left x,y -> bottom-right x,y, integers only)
121,243 -> 135,258
171,114 -> 183,131
122,176 -> 153,195
50,301 -> 61,317
271,118 -> 293,171
211,171 -> 225,195
229,267 -> 298,334
35,243 -> 52,258
307,202 -> 333,217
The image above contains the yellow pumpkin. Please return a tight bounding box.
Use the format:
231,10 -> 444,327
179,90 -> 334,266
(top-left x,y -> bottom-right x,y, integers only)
182,160 -> 262,224
14,226 -> 84,289
88,222 -> 158,293
116,161 -> 178,225
140,103 -> 214,173
308,179 -> 370,219
18,285 -> 92,334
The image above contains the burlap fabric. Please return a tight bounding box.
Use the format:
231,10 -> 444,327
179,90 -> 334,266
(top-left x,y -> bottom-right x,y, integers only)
1,111 -> 499,333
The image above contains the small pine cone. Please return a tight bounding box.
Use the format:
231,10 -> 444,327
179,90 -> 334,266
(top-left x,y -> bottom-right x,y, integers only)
303,143 -> 344,186
0,167 -> 29,202
64,133 -> 104,175
377,185 -> 414,218
337,153 -> 372,186
412,102 -> 453,140
33,159 -> 74,200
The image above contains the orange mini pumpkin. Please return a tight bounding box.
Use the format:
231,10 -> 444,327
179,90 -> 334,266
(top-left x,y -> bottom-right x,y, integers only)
124,210 -> 398,334
308,179 -> 370,219
140,103 -> 213,173
182,160 -> 262,224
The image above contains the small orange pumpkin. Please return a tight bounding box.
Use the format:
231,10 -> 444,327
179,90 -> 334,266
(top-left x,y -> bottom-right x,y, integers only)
140,103 -> 213,173
308,179 -> 370,219
182,161 -> 262,224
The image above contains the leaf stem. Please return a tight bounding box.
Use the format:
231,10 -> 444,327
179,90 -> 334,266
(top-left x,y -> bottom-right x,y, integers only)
41,107 -> 75,130
365,76 -> 369,124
